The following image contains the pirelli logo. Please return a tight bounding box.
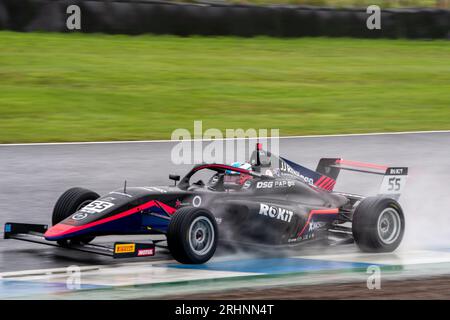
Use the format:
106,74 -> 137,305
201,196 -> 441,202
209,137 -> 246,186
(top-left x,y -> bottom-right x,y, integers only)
114,243 -> 135,254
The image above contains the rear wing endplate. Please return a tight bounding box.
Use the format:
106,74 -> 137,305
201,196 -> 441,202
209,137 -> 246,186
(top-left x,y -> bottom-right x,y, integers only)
378,167 -> 408,199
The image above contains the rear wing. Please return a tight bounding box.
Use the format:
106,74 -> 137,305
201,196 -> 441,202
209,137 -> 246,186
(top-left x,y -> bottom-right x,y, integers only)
316,158 -> 408,199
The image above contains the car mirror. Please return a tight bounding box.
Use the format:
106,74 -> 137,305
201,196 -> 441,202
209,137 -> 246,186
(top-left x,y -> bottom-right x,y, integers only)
169,174 -> 180,186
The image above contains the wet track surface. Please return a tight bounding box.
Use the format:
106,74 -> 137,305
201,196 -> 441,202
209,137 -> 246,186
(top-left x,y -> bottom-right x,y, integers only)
0,132 -> 449,282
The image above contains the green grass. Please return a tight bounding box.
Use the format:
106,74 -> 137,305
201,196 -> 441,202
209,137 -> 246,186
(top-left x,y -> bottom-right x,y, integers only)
0,31 -> 449,143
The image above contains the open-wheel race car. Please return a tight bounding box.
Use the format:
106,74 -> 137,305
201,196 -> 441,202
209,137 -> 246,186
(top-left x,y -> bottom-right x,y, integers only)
4,144 -> 407,264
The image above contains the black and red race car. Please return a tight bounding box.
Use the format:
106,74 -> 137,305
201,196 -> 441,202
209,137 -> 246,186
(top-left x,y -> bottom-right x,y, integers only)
4,144 -> 407,264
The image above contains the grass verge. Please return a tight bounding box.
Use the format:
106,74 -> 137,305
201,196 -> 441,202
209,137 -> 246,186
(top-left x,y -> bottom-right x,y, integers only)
0,31 -> 449,143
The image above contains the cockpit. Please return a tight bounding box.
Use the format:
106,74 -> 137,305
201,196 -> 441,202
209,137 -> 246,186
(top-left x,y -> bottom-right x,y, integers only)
176,162 -> 258,192
183,162 -> 254,192
174,143 -> 284,192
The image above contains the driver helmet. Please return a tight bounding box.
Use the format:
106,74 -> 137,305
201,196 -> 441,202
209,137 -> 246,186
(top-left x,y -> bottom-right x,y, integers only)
225,162 -> 253,186
226,162 -> 252,174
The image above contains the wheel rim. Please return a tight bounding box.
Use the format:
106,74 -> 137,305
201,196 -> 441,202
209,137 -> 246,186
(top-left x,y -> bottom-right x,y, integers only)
188,216 -> 215,256
377,207 -> 402,245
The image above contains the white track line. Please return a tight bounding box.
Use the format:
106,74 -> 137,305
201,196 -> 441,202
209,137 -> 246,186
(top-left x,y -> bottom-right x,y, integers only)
0,259 -> 175,279
0,130 -> 449,147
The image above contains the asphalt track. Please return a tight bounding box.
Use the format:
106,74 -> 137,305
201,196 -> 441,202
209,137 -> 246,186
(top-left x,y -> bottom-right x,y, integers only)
0,131 -> 449,299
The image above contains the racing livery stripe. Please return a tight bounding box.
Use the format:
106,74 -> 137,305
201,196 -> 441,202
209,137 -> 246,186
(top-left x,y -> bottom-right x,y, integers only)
314,176 -> 326,186
322,179 -> 335,190
327,181 -> 336,191
44,200 -> 175,239
320,177 -> 336,189
155,201 -> 176,215
313,175 -> 336,192
297,208 -> 339,237
318,177 -> 331,187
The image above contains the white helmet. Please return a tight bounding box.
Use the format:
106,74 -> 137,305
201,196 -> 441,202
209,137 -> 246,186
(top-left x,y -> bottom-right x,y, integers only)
226,162 -> 252,174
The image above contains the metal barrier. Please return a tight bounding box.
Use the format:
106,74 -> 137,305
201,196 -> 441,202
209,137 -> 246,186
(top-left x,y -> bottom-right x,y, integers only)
0,0 -> 448,38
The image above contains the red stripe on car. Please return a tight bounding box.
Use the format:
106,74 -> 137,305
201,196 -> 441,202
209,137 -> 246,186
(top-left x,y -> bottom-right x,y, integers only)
336,159 -> 388,171
297,208 -> 339,237
45,200 -> 175,239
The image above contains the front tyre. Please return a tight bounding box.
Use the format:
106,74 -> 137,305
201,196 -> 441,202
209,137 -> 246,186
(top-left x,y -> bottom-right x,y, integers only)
167,207 -> 218,264
53,187 -> 100,245
352,196 -> 405,253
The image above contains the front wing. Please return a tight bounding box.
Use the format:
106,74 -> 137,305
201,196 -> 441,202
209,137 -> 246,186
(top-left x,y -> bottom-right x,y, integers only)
4,222 -> 156,259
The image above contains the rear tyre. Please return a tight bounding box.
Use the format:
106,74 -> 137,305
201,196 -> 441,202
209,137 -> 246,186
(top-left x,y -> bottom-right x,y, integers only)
52,187 -> 100,245
352,196 -> 405,253
167,207 -> 218,264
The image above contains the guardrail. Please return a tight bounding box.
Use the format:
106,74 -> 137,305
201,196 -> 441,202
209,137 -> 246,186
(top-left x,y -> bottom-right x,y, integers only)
0,0 -> 448,38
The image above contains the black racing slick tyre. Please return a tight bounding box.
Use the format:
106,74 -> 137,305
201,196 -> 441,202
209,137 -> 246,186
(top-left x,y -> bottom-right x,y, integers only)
167,207 -> 218,264
52,187 -> 100,245
352,196 -> 405,253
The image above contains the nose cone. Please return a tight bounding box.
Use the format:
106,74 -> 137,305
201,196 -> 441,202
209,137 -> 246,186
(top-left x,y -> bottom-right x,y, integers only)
44,223 -> 77,240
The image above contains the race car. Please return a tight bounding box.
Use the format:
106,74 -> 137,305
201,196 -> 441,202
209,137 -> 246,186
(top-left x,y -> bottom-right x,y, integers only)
4,143 -> 407,264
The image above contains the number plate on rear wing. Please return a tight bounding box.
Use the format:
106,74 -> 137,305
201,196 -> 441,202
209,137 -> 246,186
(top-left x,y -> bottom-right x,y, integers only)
378,167 -> 408,199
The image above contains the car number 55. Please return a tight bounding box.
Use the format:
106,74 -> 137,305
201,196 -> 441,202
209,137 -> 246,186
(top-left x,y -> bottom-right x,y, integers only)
80,201 -> 114,213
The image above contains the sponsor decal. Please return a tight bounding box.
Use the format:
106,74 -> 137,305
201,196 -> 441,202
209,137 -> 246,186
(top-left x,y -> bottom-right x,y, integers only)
300,233 -> 315,240
192,196 -> 202,207
137,248 -> 154,256
72,200 -> 115,221
288,221 -> 326,243
280,161 -> 314,185
265,169 -> 274,177
387,167 -> 408,175
256,180 -> 295,189
114,243 -> 136,254
308,221 -> 325,232
256,181 -> 273,189
258,203 -> 293,223
242,180 -> 252,189
72,212 -> 89,221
